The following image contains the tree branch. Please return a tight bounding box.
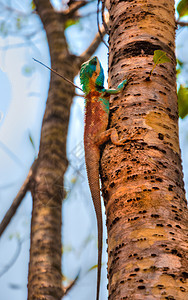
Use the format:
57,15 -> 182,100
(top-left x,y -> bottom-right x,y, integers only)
63,270 -> 80,296
177,21 -> 188,27
0,161 -> 37,237
102,0 -> 109,34
97,0 -> 108,48
34,0 -> 53,13
78,21 -> 109,64
0,237 -> 22,277
64,1 -> 88,17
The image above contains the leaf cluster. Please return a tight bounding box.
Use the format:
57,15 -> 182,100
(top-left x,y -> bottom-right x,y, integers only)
178,85 -> 188,119
177,0 -> 188,18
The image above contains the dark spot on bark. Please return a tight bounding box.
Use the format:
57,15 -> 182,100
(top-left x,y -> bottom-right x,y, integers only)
129,273 -> 137,277
157,284 -> 164,289
152,187 -> 159,190
158,133 -> 164,140
111,41 -> 162,65
163,267 -> 169,271
150,213 -> 159,218
110,182 -> 115,188
115,169 -> 121,175
148,145 -> 166,154
156,177 -> 163,182
138,285 -> 145,289
122,116 -> 128,120
168,185 -> 173,191
134,268 -> 140,272
149,98 -> 157,102
159,91 -> 166,95
182,272 -> 188,279
165,296 -> 175,300
127,199 -> 132,203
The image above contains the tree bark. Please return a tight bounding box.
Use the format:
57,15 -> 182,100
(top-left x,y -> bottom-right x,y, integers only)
28,1 -> 77,299
27,1 -> 107,299
101,0 -> 188,299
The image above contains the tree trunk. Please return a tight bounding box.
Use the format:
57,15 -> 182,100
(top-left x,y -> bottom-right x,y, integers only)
101,0 -> 188,299
27,1 -> 105,298
28,1 -> 77,299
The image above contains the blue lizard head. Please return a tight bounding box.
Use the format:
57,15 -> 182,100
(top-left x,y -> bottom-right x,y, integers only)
80,56 -> 104,94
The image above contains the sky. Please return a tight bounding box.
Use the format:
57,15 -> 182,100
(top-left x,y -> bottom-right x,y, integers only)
0,1 -> 188,300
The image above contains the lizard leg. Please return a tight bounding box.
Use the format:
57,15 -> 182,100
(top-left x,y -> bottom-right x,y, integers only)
100,79 -> 128,95
94,128 -> 127,146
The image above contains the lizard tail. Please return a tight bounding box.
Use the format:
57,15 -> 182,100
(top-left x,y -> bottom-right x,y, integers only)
85,146 -> 103,300
96,207 -> 102,300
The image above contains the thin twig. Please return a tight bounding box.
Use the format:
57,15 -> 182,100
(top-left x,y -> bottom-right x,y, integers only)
97,0 -> 108,48
33,58 -> 83,92
64,1 -> 88,16
177,21 -> 188,27
80,20 -> 109,62
0,140 -> 25,167
75,93 -> 85,97
0,161 -> 36,237
102,0 -> 109,34
63,270 -> 80,296
0,238 -> 22,277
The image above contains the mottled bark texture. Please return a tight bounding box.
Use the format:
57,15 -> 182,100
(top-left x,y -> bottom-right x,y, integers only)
28,1 -> 77,299
100,0 -> 188,299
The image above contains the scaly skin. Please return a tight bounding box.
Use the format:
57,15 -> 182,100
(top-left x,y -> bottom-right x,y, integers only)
80,56 -> 128,300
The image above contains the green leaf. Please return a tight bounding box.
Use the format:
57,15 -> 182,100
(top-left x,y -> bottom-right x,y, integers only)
176,58 -> 184,67
153,50 -> 171,65
176,68 -> 181,77
29,132 -> 36,151
178,85 -> 188,118
0,22 -> 8,36
176,59 -> 184,77
62,245 -> 73,254
16,18 -> 21,29
177,0 -> 188,18
22,65 -> 34,76
88,264 -> 98,272
9,234 -> 13,240
31,0 -> 36,10
65,19 -> 79,29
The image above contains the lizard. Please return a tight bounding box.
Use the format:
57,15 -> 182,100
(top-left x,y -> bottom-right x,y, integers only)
80,56 -> 128,300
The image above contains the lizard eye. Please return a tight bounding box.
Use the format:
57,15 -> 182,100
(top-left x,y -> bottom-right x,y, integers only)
93,71 -> 98,76
91,60 -> 97,66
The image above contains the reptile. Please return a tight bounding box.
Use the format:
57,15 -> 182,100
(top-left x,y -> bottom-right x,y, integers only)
80,56 -> 128,300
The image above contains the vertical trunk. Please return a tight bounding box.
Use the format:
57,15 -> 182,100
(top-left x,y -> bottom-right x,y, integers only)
101,0 -> 188,299
28,1 -> 77,299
